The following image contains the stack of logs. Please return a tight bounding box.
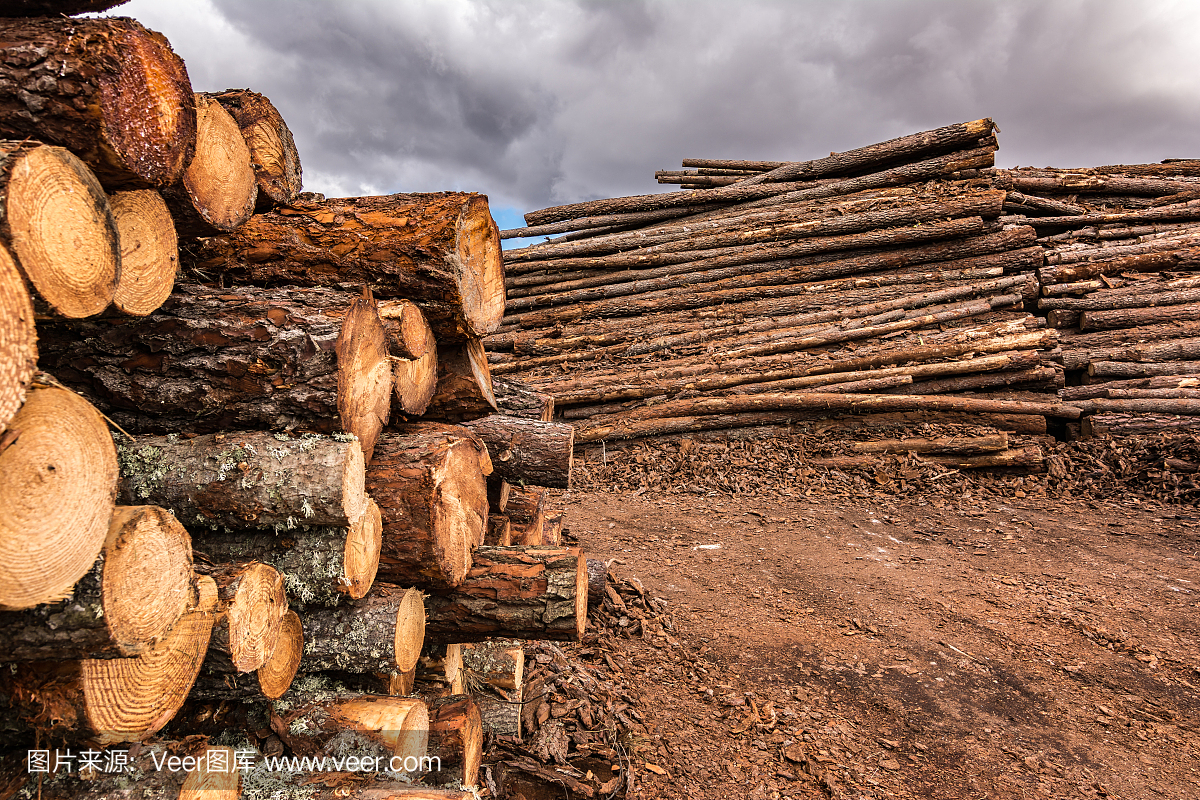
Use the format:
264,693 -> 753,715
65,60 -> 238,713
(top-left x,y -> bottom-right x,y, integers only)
489,121 -> 1200,466
0,5 -> 586,800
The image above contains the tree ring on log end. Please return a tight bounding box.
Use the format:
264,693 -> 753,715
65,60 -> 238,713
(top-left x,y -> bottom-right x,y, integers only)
109,190 -> 179,316
394,587 -> 426,674
182,95 -> 257,233
257,609 -> 302,700
344,497 -> 382,600
456,195 -> 505,335
341,438 -> 368,524
226,562 -> 286,672
0,242 -> 35,432
0,385 -> 118,610
573,549 -> 588,641
7,146 -> 119,318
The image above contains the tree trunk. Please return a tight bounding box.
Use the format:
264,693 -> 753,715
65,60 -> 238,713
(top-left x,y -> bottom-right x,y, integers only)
0,17 -> 195,190
1081,303 -> 1200,331
423,338 -> 497,421
208,89 -> 302,212
423,695 -> 482,788
0,239 -> 35,434
367,424 -> 490,589
298,585 -> 425,674
423,546 -> 586,644
0,381 -> 118,611
586,559 -> 608,608
269,693 -> 428,764
38,284 -> 393,451
1003,173 -> 1199,197
0,505 -> 191,661
895,365 -> 1060,395
415,643 -> 465,698
116,430 -> 369,531
1104,388 -> 1200,399
1040,288 -> 1200,312
182,192 -> 504,339
1011,199 -> 1200,228
473,687 -> 521,740
200,561 -> 287,673
0,574 -> 218,745
0,141 -> 119,318
1057,321 -> 1200,349
461,415 -> 574,489
162,93 -> 256,237
383,299 -> 439,417
843,433 -> 1008,455
1061,376 -> 1200,401
107,189 -> 178,316
1082,413 -> 1200,437
1077,398 -> 1200,415
192,501 -> 382,606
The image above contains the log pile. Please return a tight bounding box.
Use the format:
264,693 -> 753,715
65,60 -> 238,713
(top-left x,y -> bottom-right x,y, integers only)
0,6 -> 587,799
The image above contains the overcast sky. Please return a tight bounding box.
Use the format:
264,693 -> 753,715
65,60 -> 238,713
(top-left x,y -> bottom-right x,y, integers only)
117,0 -> 1200,234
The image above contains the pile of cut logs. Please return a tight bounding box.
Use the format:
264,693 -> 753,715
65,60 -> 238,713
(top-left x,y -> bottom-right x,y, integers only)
0,5 -> 585,799
489,121 -> 1200,463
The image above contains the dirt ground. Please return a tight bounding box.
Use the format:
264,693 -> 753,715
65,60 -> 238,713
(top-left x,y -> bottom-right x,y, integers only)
563,488 -> 1200,800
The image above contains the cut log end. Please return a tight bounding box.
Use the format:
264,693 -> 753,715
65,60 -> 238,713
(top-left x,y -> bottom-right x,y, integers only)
0,242 -> 35,432
7,144 -> 119,318
0,383 -> 118,610
209,89 -> 302,211
170,94 -> 256,236
457,195 -> 505,336
257,609 -> 302,700
395,586 -> 427,674
379,298 -> 432,360
345,497 -> 383,600
336,293 -> 393,461
220,562 -> 287,672
390,308 -> 439,417
109,189 -> 178,316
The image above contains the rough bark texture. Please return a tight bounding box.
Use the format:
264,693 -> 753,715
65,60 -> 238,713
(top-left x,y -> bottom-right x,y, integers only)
208,88 -> 302,212
367,424 -> 491,589
423,694 -> 483,787
461,640 -> 524,693
108,189 -> 178,316
0,381 -> 118,611
183,192 -> 505,339
423,546 -> 586,644
117,430 -> 368,531
38,284 -> 389,444
0,239 -> 34,434
1081,303 -> 1200,331
461,414 -> 574,488
269,692 -> 428,763
0,505 -> 191,661
0,17 -> 195,189
505,486 -> 547,545
298,585 -> 425,674
1082,413 -> 1200,437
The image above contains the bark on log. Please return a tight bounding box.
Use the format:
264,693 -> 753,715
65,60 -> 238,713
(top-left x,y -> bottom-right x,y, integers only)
1059,336 -> 1200,370
1008,199 -> 1200,228
0,505 -> 191,661
415,643 -> 465,698
1081,303 -> 1200,331
472,688 -> 521,740
192,502 -> 382,606
1082,413 -> 1200,437
505,486 -> 547,546
423,695 -> 482,788
0,239 -> 34,433
461,640 -> 524,693
485,514 -> 512,546
540,514 -> 565,547
208,89 -> 302,212
423,338 -> 497,421
809,446 -> 1043,471
1058,322 -> 1200,349
183,192 -> 504,339
383,299 -> 439,417
461,415 -> 574,489
1040,288 -> 1200,312
423,546 -> 586,644
1077,398 -> 1200,415
38,284 -> 393,451
0,574 -> 217,744
0,142 -> 118,317
162,93 -> 256,237
0,17 -> 195,190
1061,376 -> 1200,401
1104,388 -> 1200,399
108,189 -> 177,316
1003,173 -> 1199,197
0,381 -> 118,610
269,693 -> 428,763
116,430 -> 369,531
844,433 -> 1008,455
15,741 -> 239,800
500,203 -> 726,240
367,424 -> 490,588
1088,360 -> 1200,380
297,585 -> 425,676
200,561 -> 287,673
894,366 -> 1060,395
586,559 -> 608,608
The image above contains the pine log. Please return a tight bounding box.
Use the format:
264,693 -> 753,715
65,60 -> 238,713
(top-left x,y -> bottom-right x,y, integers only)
183,192 -> 504,339
0,239 -> 34,433
485,514 -> 512,546
0,142 -> 118,317
38,284 -> 393,451
505,485 -> 547,545
200,561 -> 287,673
0,574 -> 217,744
383,299 -> 439,417
1105,388 -> 1200,399
16,741 -> 240,800
116,430 -> 369,531
1088,360 -> 1200,380
1077,398 -> 1200,415
162,93 -> 256,237
0,17 -> 194,189
1058,322 -> 1200,350
1004,191 -> 1085,215
1060,337 -> 1200,370
423,338 -> 497,421
423,546 -> 586,644
586,559 -> 608,607
108,189 -> 178,316
367,424 -> 491,588
1040,288 -> 1200,312
418,374 -> 552,423
488,478 -> 512,514
335,290 -> 392,460
540,514 -> 565,547
192,608 -> 302,700
461,640 -> 524,693
0,505 -> 191,661
422,694 -> 482,787
269,693 -> 428,763
208,89 -> 302,212
500,203 -> 726,240
1061,376 -> 1200,401
1040,246 -> 1200,280
1010,199 -> 1200,228
809,446 -> 1044,471
1082,413 -> 1200,437
0,381 -> 117,610
461,415 -> 574,489
192,502 -> 382,606
894,366 -> 1060,395
1004,173 -> 1199,197
415,643 -> 465,698
298,585 -> 425,675
1081,303 -> 1200,331
473,687 -> 521,740
1047,309 -> 1081,329
845,432 -> 1008,455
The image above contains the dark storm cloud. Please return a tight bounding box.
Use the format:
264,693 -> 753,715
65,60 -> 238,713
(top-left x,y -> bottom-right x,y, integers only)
119,0 -> 1200,214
